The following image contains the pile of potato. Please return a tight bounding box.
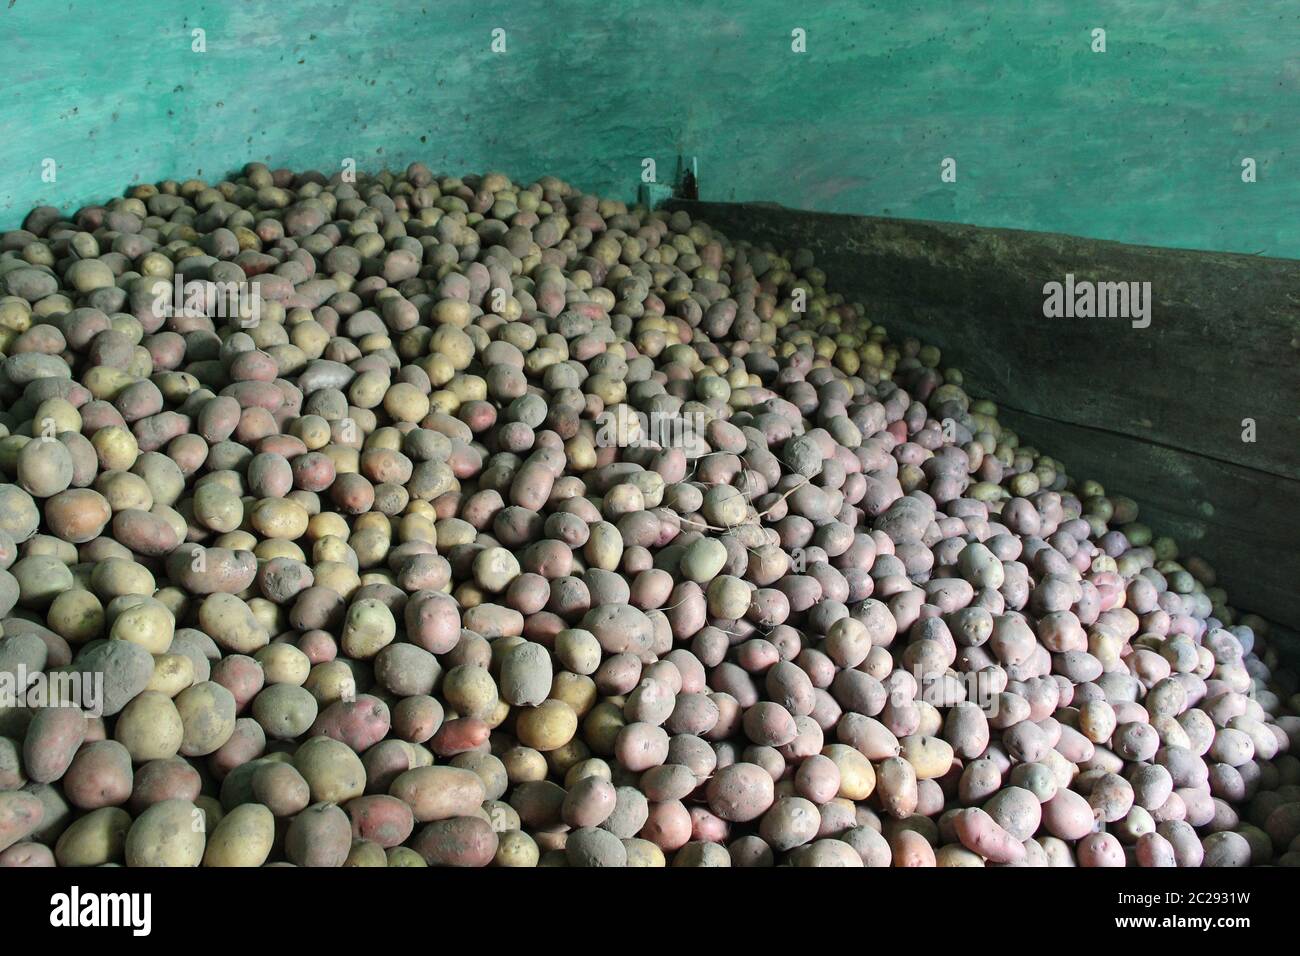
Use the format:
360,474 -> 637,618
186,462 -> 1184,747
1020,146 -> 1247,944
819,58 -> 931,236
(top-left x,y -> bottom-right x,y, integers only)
0,164 -> 1297,868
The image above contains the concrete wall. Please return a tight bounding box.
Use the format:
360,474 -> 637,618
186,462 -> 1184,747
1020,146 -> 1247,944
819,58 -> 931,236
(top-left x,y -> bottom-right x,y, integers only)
2,0 -> 1295,256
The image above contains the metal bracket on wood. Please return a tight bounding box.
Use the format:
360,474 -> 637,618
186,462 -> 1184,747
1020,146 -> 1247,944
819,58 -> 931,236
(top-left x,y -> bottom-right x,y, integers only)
676,155 -> 699,201
637,155 -> 698,209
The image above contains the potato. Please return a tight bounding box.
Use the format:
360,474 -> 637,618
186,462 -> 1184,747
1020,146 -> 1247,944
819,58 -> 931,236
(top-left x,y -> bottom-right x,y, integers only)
91,557 -> 154,600
706,763 -> 775,822
794,753 -> 842,804
507,778 -> 565,829
386,846 -> 428,867
0,736 -> 24,791
285,802 -> 352,867
1064,827 -> 1124,868
0,790 -> 45,851
624,836 -> 667,867
340,598 -> 396,659
1042,788 -> 1097,841
841,826 -> 892,867
442,665 -> 499,720
198,592 -> 268,654
899,734 -> 954,780
500,641 -> 553,707
17,438 -> 74,498
115,691 -> 184,762
566,826 -> 629,867
890,829 -> 937,867
12,555 -> 74,608
473,547 -> 520,593
562,776 -> 618,829
250,499 -> 309,540
680,537 -> 728,583
404,589 -> 460,653
454,749 -> 509,806
0,841 -> 56,867
54,806 -> 132,866
343,839 -> 388,867
346,794 -> 415,848
108,598 -> 174,655
252,684 -> 319,740
0,485 -> 40,543
791,839 -> 865,867
192,483 -> 242,535
22,705 -> 87,783
984,786 -> 1042,842
953,807 -> 1026,863
125,799 -> 205,866
412,816 -> 498,867
935,844 -> 985,867
837,713 -> 899,761
876,756 -> 918,819
111,509 -> 179,556
743,702 -> 797,747
516,700 -> 578,752
389,765 -> 484,822
759,797 -> 821,851
393,694 -> 444,743
252,761 -> 311,817
203,803 -> 275,867
375,643 -> 439,698
200,708 -> 258,771
62,739 -> 133,809
292,736 -> 366,804
129,758 -> 202,812
174,681 -> 237,756
146,653 -> 195,697
614,721 -> 669,771
555,629 -> 602,676
495,829 -> 541,867
311,694 -> 390,752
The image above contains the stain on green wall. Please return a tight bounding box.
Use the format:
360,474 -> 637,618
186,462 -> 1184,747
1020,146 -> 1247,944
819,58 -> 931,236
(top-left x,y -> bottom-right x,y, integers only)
1,0 -> 1296,257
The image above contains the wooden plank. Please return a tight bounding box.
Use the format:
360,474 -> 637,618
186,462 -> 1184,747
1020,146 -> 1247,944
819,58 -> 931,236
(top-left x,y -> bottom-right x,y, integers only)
666,200 -> 1300,630
669,201 -> 1300,481
997,408 -> 1300,631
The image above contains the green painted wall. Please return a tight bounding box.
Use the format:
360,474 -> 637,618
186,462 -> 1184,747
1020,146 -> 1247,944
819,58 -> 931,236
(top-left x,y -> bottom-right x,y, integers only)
2,0 -> 1296,257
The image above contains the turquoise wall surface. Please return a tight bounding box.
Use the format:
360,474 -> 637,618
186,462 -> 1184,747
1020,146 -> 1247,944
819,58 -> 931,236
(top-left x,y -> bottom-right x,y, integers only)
1,0 -> 1296,256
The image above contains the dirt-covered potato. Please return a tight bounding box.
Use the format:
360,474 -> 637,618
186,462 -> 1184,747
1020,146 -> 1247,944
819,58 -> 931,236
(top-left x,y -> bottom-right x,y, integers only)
61,740 -> 133,809
22,706 -> 86,783
124,799 -> 205,866
203,803 -> 275,867
285,802 -> 352,867
412,815 -> 498,867
0,790 -> 46,852
175,681 -> 237,756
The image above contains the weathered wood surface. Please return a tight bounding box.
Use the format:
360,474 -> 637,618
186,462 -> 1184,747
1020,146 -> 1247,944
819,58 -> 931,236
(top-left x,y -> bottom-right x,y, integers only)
998,408 -> 1300,674
669,200 -> 1300,631
999,408 -> 1297,621
672,201 -> 1300,479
